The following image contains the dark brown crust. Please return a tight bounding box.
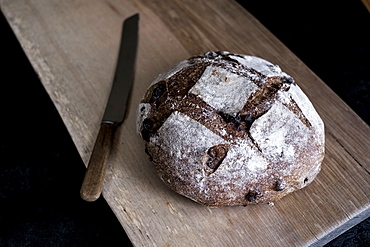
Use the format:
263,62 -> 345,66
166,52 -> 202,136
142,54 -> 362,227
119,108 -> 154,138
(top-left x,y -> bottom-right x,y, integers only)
141,53 -> 296,142
138,51 -> 324,207
140,64 -> 208,140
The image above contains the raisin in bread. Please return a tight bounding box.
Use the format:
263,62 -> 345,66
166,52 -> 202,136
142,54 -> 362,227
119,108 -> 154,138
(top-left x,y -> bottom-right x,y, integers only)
137,51 -> 325,207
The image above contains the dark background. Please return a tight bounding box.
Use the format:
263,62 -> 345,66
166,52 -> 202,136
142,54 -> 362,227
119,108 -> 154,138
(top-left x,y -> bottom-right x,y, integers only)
1,0 -> 369,246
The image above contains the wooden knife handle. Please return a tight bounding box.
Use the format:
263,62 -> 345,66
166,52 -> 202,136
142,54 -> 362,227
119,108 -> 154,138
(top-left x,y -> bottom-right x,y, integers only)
80,123 -> 116,202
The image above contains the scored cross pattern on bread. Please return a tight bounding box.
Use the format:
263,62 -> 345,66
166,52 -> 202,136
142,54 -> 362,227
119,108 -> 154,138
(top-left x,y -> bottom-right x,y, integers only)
137,51 -> 325,207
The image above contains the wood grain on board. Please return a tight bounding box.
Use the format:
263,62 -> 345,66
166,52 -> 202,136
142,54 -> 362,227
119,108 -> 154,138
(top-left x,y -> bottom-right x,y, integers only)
1,0 -> 369,246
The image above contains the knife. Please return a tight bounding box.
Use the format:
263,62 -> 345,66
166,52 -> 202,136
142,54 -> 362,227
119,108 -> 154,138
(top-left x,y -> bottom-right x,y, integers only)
80,14 -> 139,202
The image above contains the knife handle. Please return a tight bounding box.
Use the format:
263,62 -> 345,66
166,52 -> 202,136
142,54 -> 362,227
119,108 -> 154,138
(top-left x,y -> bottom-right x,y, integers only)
80,123 -> 116,202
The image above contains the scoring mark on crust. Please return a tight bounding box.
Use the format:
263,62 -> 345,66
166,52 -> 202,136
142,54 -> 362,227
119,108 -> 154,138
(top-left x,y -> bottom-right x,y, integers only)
141,52 -> 303,150
140,64 -> 209,140
282,97 -> 312,129
241,76 -> 294,119
141,52 -> 276,141
190,51 -> 265,86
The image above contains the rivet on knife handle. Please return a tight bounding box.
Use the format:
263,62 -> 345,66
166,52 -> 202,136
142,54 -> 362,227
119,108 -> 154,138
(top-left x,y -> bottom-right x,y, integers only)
80,14 -> 139,202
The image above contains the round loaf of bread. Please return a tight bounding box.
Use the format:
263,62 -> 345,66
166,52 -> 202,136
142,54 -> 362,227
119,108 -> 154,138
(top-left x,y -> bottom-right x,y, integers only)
137,51 -> 325,207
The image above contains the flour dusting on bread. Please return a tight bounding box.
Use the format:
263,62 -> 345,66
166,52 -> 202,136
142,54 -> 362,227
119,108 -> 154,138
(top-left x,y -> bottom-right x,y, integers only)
137,51 -> 325,207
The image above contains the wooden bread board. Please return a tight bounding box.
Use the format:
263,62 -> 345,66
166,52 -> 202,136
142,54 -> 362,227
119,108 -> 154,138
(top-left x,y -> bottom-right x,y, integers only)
1,0 -> 369,246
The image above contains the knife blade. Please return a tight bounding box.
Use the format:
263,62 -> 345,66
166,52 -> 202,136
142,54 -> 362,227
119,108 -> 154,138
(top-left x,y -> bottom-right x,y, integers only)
80,14 -> 139,202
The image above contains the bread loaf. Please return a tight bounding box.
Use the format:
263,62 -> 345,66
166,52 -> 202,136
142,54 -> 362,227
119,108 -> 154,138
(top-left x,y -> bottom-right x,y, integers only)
137,51 -> 325,207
